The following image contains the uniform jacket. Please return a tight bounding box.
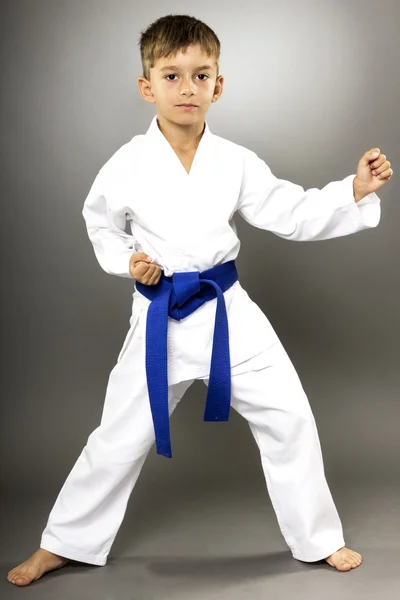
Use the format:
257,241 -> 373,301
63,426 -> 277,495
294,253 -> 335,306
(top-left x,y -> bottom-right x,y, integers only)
82,115 -> 381,384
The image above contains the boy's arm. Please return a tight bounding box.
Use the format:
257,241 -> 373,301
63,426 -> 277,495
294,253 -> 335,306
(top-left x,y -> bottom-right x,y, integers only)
236,149 -> 381,241
82,170 -> 142,278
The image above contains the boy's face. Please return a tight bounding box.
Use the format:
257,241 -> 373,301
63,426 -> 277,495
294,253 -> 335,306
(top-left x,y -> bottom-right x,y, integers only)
138,43 -> 223,126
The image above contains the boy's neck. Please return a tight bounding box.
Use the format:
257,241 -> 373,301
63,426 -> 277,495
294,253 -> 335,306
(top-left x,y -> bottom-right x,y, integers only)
156,114 -> 205,153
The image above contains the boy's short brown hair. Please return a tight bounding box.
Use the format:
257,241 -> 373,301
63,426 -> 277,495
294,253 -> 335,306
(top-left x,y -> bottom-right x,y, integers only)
139,14 -> 221,80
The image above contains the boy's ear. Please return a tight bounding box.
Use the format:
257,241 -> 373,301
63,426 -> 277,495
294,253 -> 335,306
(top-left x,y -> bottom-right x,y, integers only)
137,77 -> 156,104
212,75 -> 224,103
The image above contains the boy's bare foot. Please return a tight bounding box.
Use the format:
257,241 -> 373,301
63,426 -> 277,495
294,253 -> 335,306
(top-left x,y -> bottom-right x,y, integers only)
7,548 -> 70,586
324,546 -> 363,571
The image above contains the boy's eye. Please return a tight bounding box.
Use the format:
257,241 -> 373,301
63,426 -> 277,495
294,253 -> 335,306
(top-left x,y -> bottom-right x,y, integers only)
165,74 -> 209,81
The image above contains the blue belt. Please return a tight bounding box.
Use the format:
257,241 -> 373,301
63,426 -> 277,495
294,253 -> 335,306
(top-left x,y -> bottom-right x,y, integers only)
136,260 -> 239,458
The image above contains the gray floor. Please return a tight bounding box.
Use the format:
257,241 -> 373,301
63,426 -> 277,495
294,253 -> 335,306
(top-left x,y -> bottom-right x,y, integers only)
2,482 -> 399,599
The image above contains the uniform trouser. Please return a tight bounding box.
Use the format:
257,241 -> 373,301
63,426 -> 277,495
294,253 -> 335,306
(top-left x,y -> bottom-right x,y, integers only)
40,331 -> 345,566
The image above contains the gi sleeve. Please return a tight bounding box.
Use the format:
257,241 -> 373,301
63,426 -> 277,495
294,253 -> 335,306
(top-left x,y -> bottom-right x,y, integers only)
237,149 -> 381,241
82,169 -> 142,278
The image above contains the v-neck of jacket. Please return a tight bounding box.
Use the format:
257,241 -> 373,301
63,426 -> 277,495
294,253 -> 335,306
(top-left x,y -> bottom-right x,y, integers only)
146,115 -> 211,179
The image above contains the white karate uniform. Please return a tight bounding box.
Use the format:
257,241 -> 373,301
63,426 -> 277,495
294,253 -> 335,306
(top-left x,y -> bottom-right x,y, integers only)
40,115 -> 381,565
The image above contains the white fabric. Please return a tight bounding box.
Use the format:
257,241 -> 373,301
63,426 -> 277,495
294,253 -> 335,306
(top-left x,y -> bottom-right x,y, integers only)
40,331 -> 345,564
81,115 -> 381,384
39,116 -> 381,565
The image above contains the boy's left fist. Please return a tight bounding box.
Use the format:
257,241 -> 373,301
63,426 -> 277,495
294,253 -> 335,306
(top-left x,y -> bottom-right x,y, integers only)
353,148 -> 393,202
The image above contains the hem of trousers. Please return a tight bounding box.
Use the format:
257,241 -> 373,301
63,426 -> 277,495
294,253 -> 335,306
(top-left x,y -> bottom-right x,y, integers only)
291,538 -> 346,563
40,540 -> 107,566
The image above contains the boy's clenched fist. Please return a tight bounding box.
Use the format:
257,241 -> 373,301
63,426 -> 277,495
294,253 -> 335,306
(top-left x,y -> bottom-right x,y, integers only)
129,252 -> 162,285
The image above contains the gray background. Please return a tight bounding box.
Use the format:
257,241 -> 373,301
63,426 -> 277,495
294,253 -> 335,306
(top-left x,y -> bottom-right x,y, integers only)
1,1 -> 399,598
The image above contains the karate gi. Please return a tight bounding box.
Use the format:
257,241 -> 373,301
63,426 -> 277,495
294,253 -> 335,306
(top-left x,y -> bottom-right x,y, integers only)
40,115 -> 381,565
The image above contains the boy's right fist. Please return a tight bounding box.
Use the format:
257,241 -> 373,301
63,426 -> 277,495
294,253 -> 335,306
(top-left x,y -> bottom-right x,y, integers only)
129,252 -> 162,285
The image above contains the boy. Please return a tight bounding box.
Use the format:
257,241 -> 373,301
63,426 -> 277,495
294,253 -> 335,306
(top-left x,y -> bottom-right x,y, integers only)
8,14 -> 393,586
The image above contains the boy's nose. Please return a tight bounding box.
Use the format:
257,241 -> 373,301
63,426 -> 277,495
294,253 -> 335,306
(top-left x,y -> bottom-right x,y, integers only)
179,79 -> 196,92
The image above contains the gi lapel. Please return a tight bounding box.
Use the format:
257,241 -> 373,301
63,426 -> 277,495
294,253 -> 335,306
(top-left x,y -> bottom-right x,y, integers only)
145,115 -> 211,180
